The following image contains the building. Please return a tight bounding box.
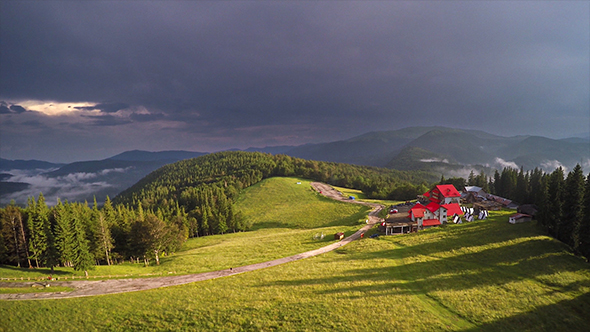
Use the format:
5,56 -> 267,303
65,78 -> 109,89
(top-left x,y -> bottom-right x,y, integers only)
509,213 -> 532,224
410,184 -> 463,229
429,184 -> 461,204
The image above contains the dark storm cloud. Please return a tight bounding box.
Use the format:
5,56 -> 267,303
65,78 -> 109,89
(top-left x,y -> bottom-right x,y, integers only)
83,115 -> 132,127
74,102 -> 130,113
0,1 -> 588,162
9,105 -> 27,113
129,112 -> 166,122
0,101 -> 28,114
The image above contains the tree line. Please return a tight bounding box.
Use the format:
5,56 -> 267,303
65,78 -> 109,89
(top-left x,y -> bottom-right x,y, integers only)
442,165 -> 590,261
0,151 -> 439,272
5,149 -> 585,271
0,195 -> 188,275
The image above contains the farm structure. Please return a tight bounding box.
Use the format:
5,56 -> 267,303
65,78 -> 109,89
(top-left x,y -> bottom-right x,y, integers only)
509,213 -> 532,224
411,184 -> 464,229
381,184 -> 465,234
461,186 -> 519,210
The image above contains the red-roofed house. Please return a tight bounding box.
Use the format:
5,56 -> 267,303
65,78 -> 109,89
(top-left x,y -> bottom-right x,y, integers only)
422,219 -> 441,227
429,185 -> 461,204
412,184 -> 464,229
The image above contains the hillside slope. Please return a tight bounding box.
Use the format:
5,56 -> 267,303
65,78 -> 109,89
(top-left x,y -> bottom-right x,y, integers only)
2,210 -> 588,331
284,126 -> 589,172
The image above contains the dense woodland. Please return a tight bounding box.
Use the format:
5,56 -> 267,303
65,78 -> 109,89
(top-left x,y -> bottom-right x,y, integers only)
0,152 -> 437,272
449,165 -> 590,260
1,151 -> 589,273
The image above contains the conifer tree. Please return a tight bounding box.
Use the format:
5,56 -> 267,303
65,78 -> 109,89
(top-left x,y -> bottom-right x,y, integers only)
53,200 -> 75,267
529,168 -> 545,207
93,198 -> 113,265
562,165 -> 584,248
1,204 -> 32,267
515,167 -> 528,203
493,170 -> 501,195
71,205 -> 94,277
26,195 -> 48,268
546,167 -> 565,238
577,173 -> 590,260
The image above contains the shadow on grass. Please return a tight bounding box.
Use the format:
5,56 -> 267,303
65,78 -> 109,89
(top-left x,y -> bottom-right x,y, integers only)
258,219 -> 590,330
0,265 -> 72,276
460,292 -> 590,332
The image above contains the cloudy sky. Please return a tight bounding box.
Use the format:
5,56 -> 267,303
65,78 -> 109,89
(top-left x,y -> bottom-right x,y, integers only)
1,1 -> 588,163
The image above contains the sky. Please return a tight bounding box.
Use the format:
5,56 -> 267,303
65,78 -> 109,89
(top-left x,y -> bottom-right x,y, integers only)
1,1 -> 589,163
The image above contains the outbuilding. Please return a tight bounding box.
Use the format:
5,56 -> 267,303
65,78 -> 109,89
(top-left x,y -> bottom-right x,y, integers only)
509,213 -> 532,224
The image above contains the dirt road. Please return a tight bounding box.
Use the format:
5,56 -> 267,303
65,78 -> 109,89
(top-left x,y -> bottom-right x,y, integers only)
0,183 -> 383,301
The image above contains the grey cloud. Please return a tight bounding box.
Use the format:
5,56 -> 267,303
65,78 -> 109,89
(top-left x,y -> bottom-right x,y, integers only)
83,114 -> 132,127
9,105 -> 27,113
129,112 -> 166,122
0,101 -> 29,114
0,2 -> 588,162
74,102 -> 129,113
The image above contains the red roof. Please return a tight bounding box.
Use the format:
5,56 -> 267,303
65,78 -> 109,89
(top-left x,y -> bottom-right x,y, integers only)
423,191 -> 430,197
441,203 -> 463,216
408,203 -> 427,216
411,203 -> 426,210
426,202 -> 440,213
423,219 -> 441,227
412,208 -> 425,218
435,185 -> 461,198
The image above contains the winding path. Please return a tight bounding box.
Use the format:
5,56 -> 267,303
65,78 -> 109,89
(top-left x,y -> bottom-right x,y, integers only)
0,183 -> 383,301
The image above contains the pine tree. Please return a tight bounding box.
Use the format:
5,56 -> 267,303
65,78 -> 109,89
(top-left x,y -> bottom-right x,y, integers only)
93,198 -> 113,265
493,170 -> 501,195
26,195 -> 49,268
536,178 -> 549,229
0,204 -> 32,267
53,200 -> 75,267
577,173 -> 590,260
515,167 -> 528,204
529,168 -> 545,207
71,205 -> 94,277
562,165 -> 584,248
546,167 -> 565,238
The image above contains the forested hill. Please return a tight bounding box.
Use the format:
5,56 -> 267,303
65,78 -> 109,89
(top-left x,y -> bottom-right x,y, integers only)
114,151 -> 438,234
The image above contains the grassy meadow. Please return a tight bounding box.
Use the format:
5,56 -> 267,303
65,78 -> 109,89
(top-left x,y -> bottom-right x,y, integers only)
1,177 -> 589,331
2,209 -> 589,331
0,177 -> 369,279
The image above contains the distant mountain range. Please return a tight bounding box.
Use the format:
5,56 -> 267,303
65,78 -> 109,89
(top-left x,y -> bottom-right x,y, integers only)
1,126 -> 588,204
285,127 -> 590,172
0,158 -> 64,170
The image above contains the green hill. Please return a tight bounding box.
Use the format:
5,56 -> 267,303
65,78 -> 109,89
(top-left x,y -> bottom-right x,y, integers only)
2,209 -> 589,331
113,151 -> 438,237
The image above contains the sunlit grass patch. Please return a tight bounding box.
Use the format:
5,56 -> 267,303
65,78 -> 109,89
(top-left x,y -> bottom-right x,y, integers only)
0,286 -> 73,294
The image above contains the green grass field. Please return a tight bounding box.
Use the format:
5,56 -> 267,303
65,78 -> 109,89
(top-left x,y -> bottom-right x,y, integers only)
1,177 -> 589,331
0,177 -> 369,279
1,209 -> 589,331
330,184 -> 406,207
